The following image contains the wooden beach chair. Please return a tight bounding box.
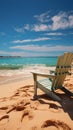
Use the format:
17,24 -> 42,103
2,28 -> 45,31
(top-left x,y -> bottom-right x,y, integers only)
32,52 -> 73,102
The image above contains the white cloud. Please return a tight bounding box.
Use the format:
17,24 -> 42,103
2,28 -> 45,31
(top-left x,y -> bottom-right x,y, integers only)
0,50 -> 28,56
13,39 -> 32,43
69,15 -> 73,27
0,45 -> 73,57
14,11 -> 73,33
0,51 -> 9,55
10,44 -> 73,52
15,24 -> 49,33
32,24 -> 50,32
13,37 -> 51,43
44,32 -> 63,36
14,24 -> 30,33
34,11 -> 50,23
32,37 -> 50,41
51,12 -> 73,30
24,24 -> 30,30
14,27 -> 24,33
33,11 -> 73,31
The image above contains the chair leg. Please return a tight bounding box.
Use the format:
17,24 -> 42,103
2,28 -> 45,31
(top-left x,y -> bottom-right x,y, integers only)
61,86 -> 73,96
33,74 -> 38,99
33,85 -> 38,99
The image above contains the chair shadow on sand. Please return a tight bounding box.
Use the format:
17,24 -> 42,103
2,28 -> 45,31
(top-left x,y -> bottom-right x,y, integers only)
35,93 -> 73,120
58,93 -> 73,120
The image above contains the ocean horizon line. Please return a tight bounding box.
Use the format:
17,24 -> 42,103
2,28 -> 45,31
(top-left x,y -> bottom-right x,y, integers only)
0,56 -> 58,58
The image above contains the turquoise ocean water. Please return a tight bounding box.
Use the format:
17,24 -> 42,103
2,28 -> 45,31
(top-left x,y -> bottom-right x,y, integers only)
0,57 -> 58,69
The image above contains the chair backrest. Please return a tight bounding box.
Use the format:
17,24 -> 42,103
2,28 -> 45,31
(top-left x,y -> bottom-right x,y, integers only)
52,52 -> 73,90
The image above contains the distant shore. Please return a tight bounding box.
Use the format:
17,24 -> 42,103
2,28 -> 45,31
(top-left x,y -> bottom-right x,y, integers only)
0,56 -> 21,58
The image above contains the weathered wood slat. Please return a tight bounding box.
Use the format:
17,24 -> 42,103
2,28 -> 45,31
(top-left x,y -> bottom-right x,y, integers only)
37,78 -> 52,90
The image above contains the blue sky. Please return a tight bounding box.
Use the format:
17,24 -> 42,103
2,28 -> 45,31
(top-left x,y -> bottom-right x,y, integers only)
0,0 -> 73,56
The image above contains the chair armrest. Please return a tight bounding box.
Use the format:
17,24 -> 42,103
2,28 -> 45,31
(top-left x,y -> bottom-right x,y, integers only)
31,71 -> 55,79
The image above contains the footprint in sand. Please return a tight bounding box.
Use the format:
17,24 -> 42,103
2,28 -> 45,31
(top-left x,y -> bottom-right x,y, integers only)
41,120 -> 71,130
21,109 -> 33,122
15,99 -> 30,111
32,120 -> 71,130
15,85 -> 33,98
0,114 -> 9,125
19,85 -> 33,92
7,99 -> 30,113
0,106 -> 8,110
30,101 -> 40,110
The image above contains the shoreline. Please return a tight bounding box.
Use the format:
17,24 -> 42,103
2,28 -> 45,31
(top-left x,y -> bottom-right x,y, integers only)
0,66 -> 55,84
